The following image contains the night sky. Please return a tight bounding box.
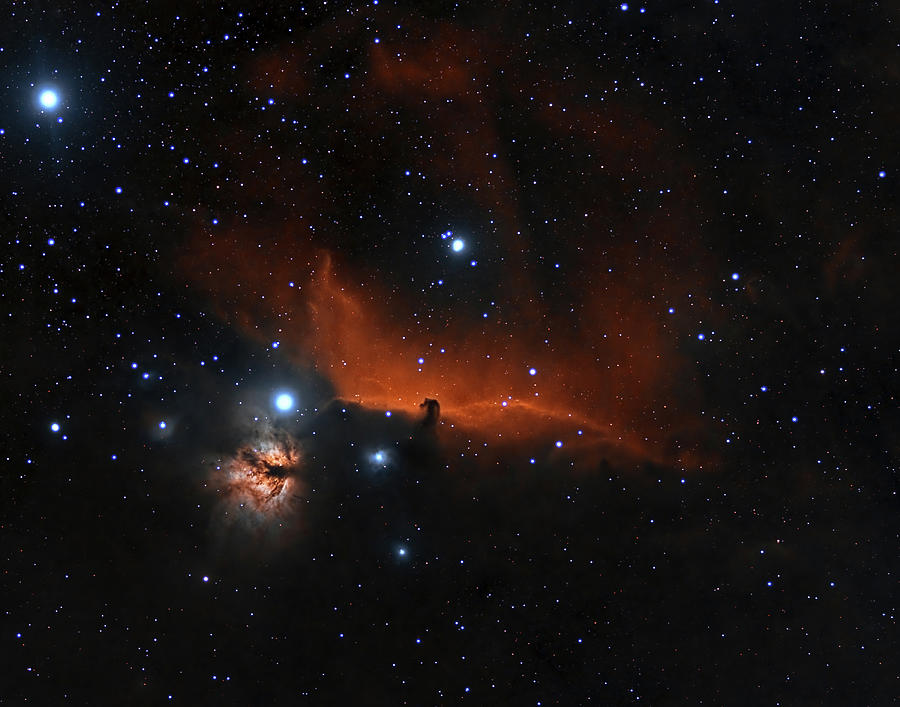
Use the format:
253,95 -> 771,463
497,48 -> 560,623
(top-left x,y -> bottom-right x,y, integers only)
2,1 -> 897,704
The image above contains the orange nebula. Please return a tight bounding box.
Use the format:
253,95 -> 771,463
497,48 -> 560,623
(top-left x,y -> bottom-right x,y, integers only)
178,11 -> 717,470
180,227 -> 706,468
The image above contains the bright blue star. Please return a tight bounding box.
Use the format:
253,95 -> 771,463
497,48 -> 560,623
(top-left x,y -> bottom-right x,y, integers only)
50,422 -> 60,433
38,89 -> 59,109
451,238 -> 465,252
275,392 -> 295,411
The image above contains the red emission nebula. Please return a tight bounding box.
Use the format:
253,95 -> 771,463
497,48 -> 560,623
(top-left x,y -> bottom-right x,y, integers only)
182,232 -> 710,469
179,13 -> 719,470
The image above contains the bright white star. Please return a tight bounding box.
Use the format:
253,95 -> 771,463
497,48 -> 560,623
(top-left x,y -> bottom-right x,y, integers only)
451,238 -> 465,252
275,392 -> 295,411
39,89 -> 59,109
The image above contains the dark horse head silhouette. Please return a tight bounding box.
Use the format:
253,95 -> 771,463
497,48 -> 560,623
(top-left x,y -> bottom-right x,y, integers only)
419,398 -> 440,428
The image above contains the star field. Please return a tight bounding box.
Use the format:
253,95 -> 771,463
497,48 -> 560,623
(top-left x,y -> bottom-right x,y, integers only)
1,1 -> 896,704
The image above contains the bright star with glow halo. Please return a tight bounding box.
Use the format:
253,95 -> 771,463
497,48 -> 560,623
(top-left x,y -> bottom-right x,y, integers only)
38,89 -> 59,109
274,392 -> 295,411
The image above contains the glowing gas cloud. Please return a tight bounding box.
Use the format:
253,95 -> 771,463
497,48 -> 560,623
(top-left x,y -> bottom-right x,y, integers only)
182,233 -> 707,468
179,10 -> 719,469
208,425 -> 304,530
